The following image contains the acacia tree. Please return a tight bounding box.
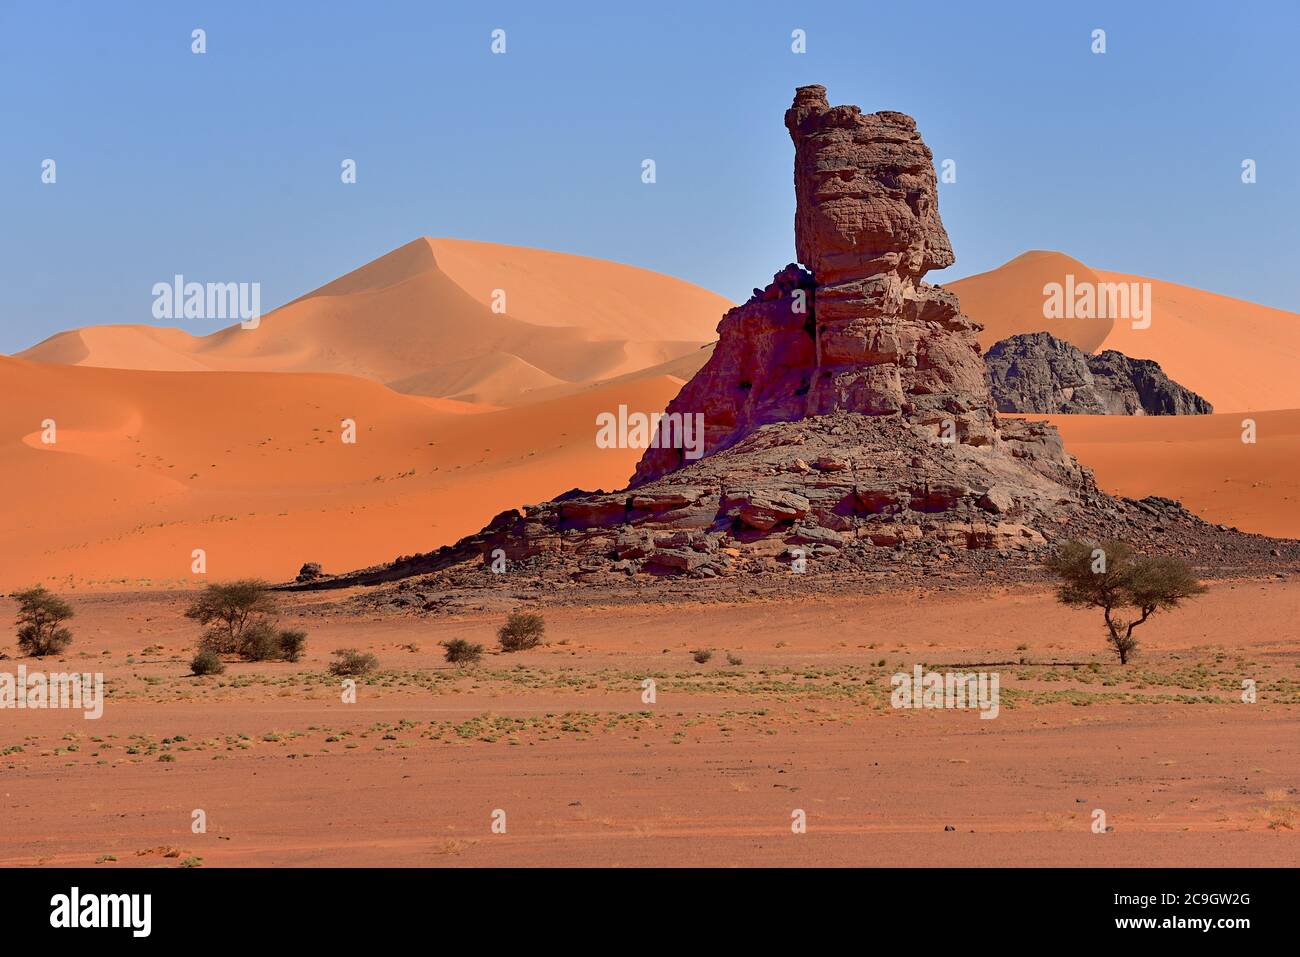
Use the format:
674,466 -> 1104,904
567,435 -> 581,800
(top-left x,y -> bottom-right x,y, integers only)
184,580 -> 279,655
1046,540 -> 1206,664
13,587 -> 75,657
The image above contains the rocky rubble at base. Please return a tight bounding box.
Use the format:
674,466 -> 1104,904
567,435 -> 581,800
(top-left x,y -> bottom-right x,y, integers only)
283,410 -> 1300,602
321,504 -> 1300,616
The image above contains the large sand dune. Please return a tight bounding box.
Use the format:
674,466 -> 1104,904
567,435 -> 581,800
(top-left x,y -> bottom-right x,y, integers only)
17,238 -> 730,407
0,355 -> 682,589
950,251 -> 1300,413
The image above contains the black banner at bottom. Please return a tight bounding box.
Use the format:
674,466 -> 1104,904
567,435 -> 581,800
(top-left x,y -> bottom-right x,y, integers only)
1,867 -> 1282,943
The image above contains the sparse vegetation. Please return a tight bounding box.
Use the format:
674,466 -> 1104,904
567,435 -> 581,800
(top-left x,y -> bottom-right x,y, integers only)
726,652 -> 743,666
497,612 -> 545,652
1047,540 -> 1207,665
441,639 -> 484,665
189,650 -> 225,676
237,621 -> 282,661
185,580 -> 306,663
692,649 -> 713,664
13,586 -> 74,657
329,648 -> 378,677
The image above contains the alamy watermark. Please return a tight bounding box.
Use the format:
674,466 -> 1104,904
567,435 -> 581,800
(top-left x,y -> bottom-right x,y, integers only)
152,275 -> 262,329
595,405 -> 705,460
50,887 -> 150,937
891,665 -> 1000,719
1043,274 -> 1151,330
0,666 -> 104,719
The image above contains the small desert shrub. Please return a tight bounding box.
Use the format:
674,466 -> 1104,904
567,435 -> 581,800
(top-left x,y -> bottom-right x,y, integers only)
497,612 -> 545,652
278,630 -> 306,663
237,621 -> 282,661
13,586 -> 74,657
441,639 -> 484,665
726,652 -> 743,666
691,649 -> 713,664
329,648 -> 378,677
190,650 -> 225,676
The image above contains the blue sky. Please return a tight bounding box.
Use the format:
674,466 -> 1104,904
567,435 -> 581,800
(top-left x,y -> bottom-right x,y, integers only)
2,0 -> 1297,352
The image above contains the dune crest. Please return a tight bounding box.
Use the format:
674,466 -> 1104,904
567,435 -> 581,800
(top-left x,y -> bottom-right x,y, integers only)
17,238 -> 731,407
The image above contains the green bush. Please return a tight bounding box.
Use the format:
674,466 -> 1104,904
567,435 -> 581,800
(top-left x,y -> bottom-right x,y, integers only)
441,638 -> 484,664
278,630 -> 307,663
237,621 -> 282,661
13,587 -> 74,657
497,612 -> 545,652
187,581 -> 306,662
190,650 -> 225,676
329,648 -> 378,677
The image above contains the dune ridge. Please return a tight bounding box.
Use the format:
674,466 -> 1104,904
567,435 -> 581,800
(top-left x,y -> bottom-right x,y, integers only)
17,238 -> 731,407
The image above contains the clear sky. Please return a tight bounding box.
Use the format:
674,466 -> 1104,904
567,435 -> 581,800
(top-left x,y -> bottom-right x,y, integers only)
2,0 -> 1297,353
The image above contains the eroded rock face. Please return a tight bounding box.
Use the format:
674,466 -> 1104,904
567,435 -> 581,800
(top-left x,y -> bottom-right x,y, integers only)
985,332 -> 1213,415
785,84 -> 953,284
633,86 -> 1001,485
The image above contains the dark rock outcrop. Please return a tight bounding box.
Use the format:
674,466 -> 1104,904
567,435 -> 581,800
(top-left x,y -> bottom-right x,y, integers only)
985,332 -> 1213,415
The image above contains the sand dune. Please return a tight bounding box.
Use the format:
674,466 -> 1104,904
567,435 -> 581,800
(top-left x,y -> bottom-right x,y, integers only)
1092,272 -> 1300,414
0,355 -> 682,589
948,250 -> 1112,353
950,251 -> 1300,413
1025,409 -> 1300,539
17,238 -> 731,407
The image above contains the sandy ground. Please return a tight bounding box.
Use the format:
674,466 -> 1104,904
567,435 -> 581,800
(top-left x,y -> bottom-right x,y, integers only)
0,358 -> 682,588
2,579 -> 1296,867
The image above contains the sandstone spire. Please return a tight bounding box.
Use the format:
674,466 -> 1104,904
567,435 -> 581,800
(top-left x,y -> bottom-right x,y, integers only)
634,85 -> 995,485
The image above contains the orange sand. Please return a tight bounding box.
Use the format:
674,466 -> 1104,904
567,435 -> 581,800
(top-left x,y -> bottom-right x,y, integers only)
3,581 -> 1296,867
0,355 -> 681,589
1031,410 -> 1300,539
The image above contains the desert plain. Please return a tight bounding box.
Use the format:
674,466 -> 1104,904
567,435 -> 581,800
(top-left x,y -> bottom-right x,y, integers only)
2,575 -> 1297,867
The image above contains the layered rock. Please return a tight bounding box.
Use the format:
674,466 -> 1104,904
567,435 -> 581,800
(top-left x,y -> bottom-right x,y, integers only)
985,332 -> 1213,415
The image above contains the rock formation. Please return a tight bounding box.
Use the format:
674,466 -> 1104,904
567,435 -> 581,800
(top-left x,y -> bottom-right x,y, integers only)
634,84 -> 998,484
293,86 -> 1279,593
985,332 -> 1213,415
